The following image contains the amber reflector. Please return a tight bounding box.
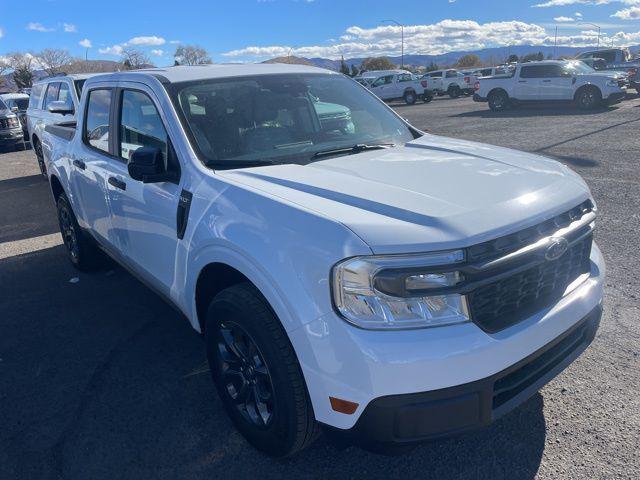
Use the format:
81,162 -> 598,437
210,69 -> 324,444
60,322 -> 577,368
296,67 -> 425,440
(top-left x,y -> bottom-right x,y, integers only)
329,397 -> 359,414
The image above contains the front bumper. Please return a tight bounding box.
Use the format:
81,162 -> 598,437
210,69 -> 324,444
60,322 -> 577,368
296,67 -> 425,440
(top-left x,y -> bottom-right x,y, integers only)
343,304 -> 601,446
0,128 -> 24,146
606,91 -> 627,105
291,244 -> 605,432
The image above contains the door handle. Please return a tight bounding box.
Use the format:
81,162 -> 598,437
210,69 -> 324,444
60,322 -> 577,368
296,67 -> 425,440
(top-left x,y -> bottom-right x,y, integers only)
542,80 -> 552,83
108,176 -> 127,191
73,159 -> 86,170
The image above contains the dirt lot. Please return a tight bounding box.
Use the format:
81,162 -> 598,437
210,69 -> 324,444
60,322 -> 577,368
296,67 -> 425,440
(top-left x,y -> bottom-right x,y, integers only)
1,95 -> 639,479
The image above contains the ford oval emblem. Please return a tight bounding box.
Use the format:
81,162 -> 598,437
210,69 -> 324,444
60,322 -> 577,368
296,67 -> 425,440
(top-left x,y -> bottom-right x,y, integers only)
545,237 -> 569,261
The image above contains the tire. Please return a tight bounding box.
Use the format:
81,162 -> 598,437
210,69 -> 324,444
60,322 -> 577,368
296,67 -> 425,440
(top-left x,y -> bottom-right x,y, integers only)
56,193 -> 103,271
15,141 -> 26,152
448,85 -> 461,99
488,90 -> 509,112
403,90 -> 417,105
205,283 -> 319,457
423,93 -> 433,103
575,87 -> 602,110
33,138 -> 47,178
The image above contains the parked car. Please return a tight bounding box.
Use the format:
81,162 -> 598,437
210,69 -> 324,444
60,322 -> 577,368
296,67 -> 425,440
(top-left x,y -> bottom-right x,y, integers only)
0,97 -> 25,151
0,93 -> 30,139
367,71 -> 433,104
27,73 -> 95,176
421,69 -> 475,98
474,60 -> 626,111
575,48 -> 640,94
463,66 -> 512,78
42,64 -> 604,457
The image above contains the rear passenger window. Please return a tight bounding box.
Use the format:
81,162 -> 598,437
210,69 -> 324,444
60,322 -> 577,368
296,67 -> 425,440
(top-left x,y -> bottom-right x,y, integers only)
84,89 -> 112,154
398,74 -> 412,82
43,83 -> 60,110
119,90 -> 168,160
29,84 -> 45,109
58,83 -> 71,104
520,66 -> 540,78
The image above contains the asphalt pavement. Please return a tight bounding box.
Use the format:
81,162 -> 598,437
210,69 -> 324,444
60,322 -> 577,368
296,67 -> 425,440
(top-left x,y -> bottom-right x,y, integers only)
1,95 -> 639,480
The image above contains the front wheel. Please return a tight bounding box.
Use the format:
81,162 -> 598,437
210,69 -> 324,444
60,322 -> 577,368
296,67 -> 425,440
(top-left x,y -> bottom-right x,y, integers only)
488,90 -> 509,111
205,283 -> 319,457
33,138 -> 47,178
403,90 -> 417,105
423,93 -> 433,103
448,85 -> 461,98
575,87 -> 602,110
56,193 -> 102,271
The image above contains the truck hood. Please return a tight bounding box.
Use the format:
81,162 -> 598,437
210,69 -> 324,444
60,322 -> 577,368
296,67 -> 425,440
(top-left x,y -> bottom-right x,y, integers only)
219,135 -> 591,254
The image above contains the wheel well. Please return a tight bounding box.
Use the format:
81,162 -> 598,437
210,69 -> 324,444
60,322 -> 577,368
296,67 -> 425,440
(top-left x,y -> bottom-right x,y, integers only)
195,263 -> 252,333
574,84 -> 601,100
404,88 -> 416,95
488,88 -> 508,99
50,175 -> 64,201
31,133 -> 39,146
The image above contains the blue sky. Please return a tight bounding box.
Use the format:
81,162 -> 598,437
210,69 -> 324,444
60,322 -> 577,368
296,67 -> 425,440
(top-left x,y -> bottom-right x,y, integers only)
1,0 -> 639,64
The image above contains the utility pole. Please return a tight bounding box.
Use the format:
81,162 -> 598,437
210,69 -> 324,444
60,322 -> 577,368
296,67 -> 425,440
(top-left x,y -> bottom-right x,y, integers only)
382,19 -> 404,68
579,22 -> 601,49
554,26 -> 558,60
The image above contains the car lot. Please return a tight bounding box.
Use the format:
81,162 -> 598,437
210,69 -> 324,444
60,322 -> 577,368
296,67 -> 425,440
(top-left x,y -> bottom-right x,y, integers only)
1,96 -> 639,479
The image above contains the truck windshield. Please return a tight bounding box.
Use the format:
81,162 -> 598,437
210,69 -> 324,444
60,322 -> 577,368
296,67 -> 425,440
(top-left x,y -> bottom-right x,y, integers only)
171,73 -> 415,169
563,62 -> 596,74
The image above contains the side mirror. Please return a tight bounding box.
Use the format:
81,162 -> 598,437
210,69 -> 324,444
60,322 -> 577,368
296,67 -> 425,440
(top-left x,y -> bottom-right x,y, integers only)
128,146 -> 176,183
48,100 -> 74,115
10,106 -> 19,113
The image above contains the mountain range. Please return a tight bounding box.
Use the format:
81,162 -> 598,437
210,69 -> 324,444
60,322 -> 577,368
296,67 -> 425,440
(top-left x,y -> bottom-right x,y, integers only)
302,44 -> 640,71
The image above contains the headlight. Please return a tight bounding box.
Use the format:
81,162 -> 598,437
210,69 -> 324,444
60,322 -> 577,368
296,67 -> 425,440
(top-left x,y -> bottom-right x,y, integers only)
7,116 -> 20,128
606,79 -> 618,87
332,250 -> 470,330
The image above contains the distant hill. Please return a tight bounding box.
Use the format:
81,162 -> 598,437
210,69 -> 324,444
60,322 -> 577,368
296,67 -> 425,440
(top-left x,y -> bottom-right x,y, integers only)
262,56 -> 314,66
283,44 -> 640,72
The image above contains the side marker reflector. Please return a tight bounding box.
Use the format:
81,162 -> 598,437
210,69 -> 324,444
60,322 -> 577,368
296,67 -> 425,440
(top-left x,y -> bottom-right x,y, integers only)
329,397 -> 359,415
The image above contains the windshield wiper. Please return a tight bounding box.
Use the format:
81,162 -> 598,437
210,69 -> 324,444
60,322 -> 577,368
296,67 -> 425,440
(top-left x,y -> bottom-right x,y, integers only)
311,143 -> 396,160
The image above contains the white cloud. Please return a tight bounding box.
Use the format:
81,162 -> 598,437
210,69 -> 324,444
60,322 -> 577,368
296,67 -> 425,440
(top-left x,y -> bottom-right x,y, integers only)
26,22 -> 54,32
79,38 -> 92,48
612,6 -> 640,18
534,0 -> 640,7
169,40 -> 181,44
575,12 -> 583,17
98,45 -> 124,56
63,23 -> 77,33
554,16 -> 575,21
126,35 -> 165,46
151,49 -> 165,56
222,19 -> 640,61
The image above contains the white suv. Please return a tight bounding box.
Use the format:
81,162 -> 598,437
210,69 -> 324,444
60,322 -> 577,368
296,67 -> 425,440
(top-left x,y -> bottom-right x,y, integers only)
42,64 -> 604,456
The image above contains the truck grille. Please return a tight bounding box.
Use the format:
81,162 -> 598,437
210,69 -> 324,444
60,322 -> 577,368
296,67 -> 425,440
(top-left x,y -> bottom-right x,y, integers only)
468,236 -> 592,333
462,201 -> 594,333
0,118 -> 10,129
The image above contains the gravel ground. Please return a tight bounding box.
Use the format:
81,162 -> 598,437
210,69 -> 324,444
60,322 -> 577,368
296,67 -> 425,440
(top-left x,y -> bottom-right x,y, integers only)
0,95 -> 638,480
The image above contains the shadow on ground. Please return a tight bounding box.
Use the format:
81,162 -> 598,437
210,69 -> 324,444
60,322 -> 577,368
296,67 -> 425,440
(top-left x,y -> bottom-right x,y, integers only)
0,243 -> 547,480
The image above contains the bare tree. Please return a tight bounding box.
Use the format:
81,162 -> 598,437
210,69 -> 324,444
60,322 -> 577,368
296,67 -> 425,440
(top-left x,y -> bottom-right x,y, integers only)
121,48 -> 152,70
7,52 -> 37,89
174,45 -> 212,65
37,48 -> 73,76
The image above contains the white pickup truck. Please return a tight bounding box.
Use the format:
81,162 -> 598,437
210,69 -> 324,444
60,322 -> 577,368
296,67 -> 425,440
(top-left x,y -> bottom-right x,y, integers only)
474,60 -> 626,111
366,70 -> 432,104
41,64 -> 604,457
421,69 -> 476,98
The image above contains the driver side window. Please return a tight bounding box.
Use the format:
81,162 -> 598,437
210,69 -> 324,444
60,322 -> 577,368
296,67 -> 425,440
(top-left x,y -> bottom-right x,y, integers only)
84,89 -> 112,154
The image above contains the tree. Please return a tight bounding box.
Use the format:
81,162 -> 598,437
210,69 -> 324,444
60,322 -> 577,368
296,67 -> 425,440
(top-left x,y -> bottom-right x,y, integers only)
506,54 -> 519,64
7,52 -> 36,89
426,61 -> 440,72
455,54 -> 482,68
350,64 -> 359,77
360,57 -> 395,72
339,57 -> 350,75
521,52 -> 544,63
121,48 -> 152,70
37,48 -> 72,76
174,45 -> 212,65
